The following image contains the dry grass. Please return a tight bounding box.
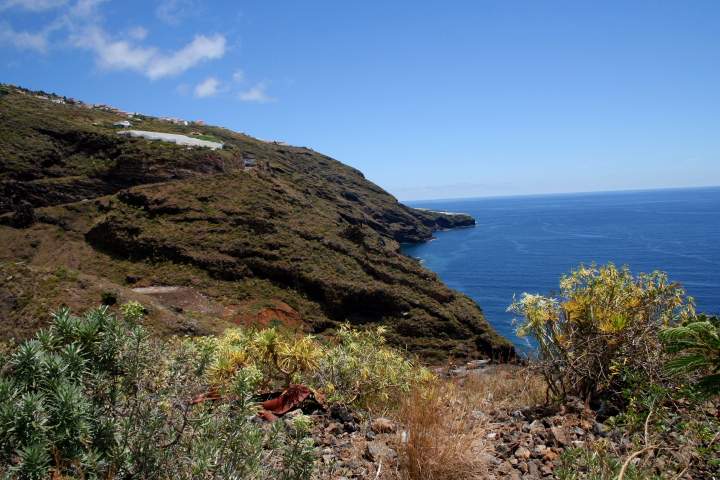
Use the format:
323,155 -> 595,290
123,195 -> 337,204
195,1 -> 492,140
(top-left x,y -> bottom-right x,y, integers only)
459,364 -> 548,411
397,383 -> 487,480
395,365 -> 547,480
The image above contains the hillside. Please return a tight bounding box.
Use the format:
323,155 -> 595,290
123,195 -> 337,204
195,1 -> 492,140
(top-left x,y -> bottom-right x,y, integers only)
0,84 -> 513,360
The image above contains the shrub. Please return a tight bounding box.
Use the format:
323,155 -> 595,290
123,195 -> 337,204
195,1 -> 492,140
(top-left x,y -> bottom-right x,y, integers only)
555,443 -> 657,480
100,291 -> 117,305
660,314 -> 720,396
508,263 -> 695,402
311,325 -> 434,410
0,304 -> 316,479
207,327 -> 323,389
206,324 -> 433,411
120,300 -> 145,322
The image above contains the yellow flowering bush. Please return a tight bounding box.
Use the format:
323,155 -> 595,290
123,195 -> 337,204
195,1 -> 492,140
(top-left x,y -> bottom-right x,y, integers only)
204,324 -> 434,410
312,325 -> 435,410
206,327 -> 323,389
509,263 -> 695,401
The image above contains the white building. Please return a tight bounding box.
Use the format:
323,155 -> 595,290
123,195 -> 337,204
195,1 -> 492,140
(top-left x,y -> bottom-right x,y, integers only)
118,130 -> 223,150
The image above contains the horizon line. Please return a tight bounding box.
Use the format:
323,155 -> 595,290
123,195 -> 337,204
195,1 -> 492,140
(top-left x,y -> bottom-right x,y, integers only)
399,184 -> 720,203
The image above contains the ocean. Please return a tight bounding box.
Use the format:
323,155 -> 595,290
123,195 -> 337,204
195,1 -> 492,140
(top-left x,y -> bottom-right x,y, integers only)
402,187 -> 720,352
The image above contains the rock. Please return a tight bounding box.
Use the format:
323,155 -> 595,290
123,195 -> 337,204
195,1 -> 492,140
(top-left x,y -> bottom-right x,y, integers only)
364,440 -> 396,462
487,432 -> 498,440
528,460 -> 540,477
550,426 -> 569,446
515,446 -> 531,460
540,463 -> 554,475
325,422 -> 343,435
479,453 -> 501,465
284,409 -> 303,419
532,444 -> 547,458
365,430 -> 376,440
565,396 -> 585,414
498,461 -> 514,474
593,422 -> 608,437
449,367 -> 468,377
370,417 -> 396,434
543,449 -> 559,462
471,410 -> 487,421
466,359 -> 490,369
524,419 -> 543,433
330,404 -> 354,424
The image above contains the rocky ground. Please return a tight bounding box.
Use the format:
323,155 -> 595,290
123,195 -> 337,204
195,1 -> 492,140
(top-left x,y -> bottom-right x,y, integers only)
261,363 -> 717,479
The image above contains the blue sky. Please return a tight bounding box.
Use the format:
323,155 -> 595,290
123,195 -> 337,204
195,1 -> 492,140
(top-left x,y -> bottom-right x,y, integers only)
2,1 -> 719,200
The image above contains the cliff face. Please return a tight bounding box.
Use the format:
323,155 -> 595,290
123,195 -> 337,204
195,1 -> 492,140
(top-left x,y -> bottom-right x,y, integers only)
0,85 -> 513,360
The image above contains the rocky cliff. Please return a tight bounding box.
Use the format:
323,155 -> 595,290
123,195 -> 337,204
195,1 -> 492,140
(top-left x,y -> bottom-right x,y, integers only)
0,84 -> 513,360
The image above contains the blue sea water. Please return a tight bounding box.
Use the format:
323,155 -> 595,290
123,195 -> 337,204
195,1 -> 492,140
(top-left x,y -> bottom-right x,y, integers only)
402,187 -> 720,351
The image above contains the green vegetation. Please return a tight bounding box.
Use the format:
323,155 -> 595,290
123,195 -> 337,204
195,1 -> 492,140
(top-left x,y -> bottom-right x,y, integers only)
0,304 -> 316,479
200,323 -> 433,411
555,444 -> 657,480
509,263 -> 694,402
192,133 -> 223,143
512,263 -> 719,478
0,84 -> 509,360
0,302 -> 435,478
661,314 -> 720,396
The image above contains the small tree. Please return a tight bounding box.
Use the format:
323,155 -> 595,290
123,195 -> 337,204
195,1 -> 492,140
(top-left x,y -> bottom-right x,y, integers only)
508,263 -> 695,402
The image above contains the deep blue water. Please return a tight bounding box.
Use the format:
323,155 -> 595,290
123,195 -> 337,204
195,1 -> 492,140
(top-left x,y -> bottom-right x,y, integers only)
402,187 -> 720,351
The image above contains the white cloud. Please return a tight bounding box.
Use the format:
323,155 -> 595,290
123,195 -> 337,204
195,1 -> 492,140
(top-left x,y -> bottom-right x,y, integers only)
1,0 -> 229,82
0,22 -> 48,51
71,25 -> 156,71
232,69 -> 244,82
156,0 -> 198,25
72,27 -> 226,79
69,0 -> 104,17
238,82 -> 274,103
0,0 -> 67,11
127,26 -> 147,41
194,76 -> 219,98
146,34 -> 225,79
